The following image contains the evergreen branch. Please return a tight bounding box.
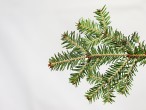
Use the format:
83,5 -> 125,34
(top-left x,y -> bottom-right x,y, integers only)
85,83 -> 103,102
85,58 -> 128,102
83,33 -> 105,49
86,70 -> 102,84
69,61 -> 89,86
77,18 -> 102,36
124,59 -> 137,78
48,5 -> 146,104
61,31 -> 87,54
103,29 -> 135,53
50,56 -> 85,66
103,88 -> 115,103
104,29 -> 145,55
104,58 -> 128,83
49,53 -> 146,70
49,51 -> 86,70
116,59 -> 137,95
76,19 -> 104,49
94,5 -> 111,29
86,58 -> 103,85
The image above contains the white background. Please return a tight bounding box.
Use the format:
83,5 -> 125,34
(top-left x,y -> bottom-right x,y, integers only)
0,0 -> 146,110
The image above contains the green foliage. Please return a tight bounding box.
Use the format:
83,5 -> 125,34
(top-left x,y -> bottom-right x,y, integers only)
48,5 -> 146,103
61,31 -> 88,54
94,5 -> 111,29
49,51 -> 85,71
77,19 -> 103,49
69,62 -> 89,86
77,18 -> 102,36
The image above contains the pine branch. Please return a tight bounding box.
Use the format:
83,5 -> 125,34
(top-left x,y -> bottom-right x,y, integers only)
48,5 -> 146,104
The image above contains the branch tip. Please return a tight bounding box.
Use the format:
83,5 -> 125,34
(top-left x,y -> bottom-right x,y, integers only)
77,22 -> 81,27
62,33 -> 68,39
48,62 -> 53,68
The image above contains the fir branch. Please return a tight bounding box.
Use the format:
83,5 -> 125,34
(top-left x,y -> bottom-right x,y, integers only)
77,18 -> 102,36
85,58 -> 129,102
49,51 -> 86,70
83,33 -> 105,49
105,58 -> 129,83
61,31 -> 87,54
116,59 -> 137,95
85,83 -> 103,102
103,29 -> 135,53
86,70 -> 102,84
69,61 -> 89,86
49,52 -> 146,71
94,5 -> 111,29
48,5 -> 146,104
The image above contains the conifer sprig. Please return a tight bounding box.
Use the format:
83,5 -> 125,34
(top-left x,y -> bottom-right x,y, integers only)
94,5 -> 111,29
61,31 -> 87,54
48,5 -> 146,103
77,19 -> 101,36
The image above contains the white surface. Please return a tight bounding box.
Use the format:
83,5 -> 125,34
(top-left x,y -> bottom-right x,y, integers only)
0,0 -> 146,110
